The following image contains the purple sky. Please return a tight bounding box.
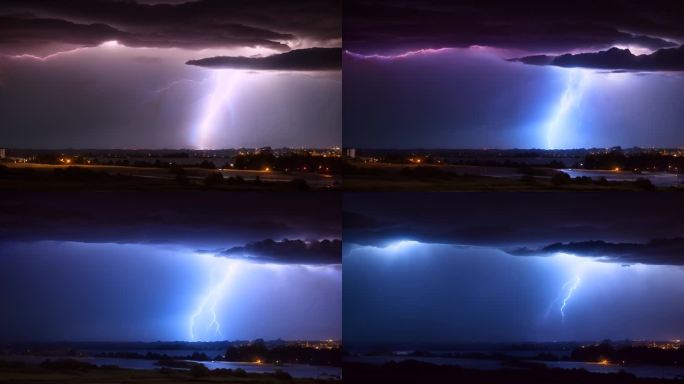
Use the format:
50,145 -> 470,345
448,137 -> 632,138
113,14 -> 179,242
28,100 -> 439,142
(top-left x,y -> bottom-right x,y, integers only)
0,1 -> 341,149
344,0 -> 684,149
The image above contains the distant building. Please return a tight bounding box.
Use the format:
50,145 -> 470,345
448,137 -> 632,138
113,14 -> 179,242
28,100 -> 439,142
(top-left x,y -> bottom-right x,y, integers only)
344,148 -> 356,159
256,146 -> 273,155
0,148 -> 5,159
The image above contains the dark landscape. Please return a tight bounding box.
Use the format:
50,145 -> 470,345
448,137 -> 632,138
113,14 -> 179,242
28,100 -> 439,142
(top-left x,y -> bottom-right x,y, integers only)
0,148 -> 341,190
343,148 -> 683,190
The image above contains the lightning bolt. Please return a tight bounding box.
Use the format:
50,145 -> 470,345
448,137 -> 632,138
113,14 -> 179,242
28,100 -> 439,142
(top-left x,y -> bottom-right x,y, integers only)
544,69 -> 590,149
8,41 -> 121,61
544,271 -> 582,323
559,274 -> 581,322
194,70 -> 240,149
189,261 -> 238,341
152,78 -> 204,94
344,48 -> 451,60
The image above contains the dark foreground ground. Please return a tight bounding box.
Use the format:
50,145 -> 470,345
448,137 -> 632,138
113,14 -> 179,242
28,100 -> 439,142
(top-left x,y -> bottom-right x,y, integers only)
0,163 -> 338,191
344,360 -> 683,384
0,359 -> 339,384
343,162 -> 681,191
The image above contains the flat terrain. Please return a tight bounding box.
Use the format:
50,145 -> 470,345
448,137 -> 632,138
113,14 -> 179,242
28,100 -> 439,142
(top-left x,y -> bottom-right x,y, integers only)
345,361 -> 681,384
343,162 -> 679,191
0,360 -> 338,384
0,163 -> 338,191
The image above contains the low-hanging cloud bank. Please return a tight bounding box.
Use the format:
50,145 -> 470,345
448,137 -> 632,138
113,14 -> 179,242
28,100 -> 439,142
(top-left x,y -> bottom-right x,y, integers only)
508,238 -> 684,266
511,45 -> 684,71
344,0 -> 683,55
343,193 -> 684,267
218,238 -> 342,264
0,0 -> 341,56
186,47 -> 341,70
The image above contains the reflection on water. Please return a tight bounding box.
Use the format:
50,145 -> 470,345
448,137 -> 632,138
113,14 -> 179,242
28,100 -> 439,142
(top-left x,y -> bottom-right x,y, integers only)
561,169 -> 682,187
6,355 -> 341,379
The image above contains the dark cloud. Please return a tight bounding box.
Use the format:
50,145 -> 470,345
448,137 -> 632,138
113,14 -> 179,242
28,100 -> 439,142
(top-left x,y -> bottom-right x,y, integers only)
343,193 -> 684,266
344,0 -> 683,54
343,211 -> 384,230
0,0 -> 341,55
0,15 -> 127,56
511,45 -> 684,71
0,191 -> 341,248
509,238 -> 684,266
186,47 -> 341,70
219,238 -> 341,264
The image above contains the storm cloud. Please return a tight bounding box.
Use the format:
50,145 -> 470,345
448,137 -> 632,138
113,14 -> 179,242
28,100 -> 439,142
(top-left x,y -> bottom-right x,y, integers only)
343,193 -> 684,266
187,47 -> 341,70
344,0 -> 683,55
0,0 -> 341,56
0,191 -> 341,249
509,238 -> 684,266
219,238 -> 342,264
512,45 -> 684,71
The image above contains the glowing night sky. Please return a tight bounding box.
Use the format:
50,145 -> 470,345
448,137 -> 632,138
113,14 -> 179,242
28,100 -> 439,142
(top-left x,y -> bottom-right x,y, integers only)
0,192 -> 341,342
0,1 -> 341,149
343,193 -> 684,345
344,0 -> 684,149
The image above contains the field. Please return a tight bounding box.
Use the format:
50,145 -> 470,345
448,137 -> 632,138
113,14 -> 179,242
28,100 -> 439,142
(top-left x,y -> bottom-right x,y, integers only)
0,359 -> 338,384
342,162 -> 675,191
0,163 -> 338,191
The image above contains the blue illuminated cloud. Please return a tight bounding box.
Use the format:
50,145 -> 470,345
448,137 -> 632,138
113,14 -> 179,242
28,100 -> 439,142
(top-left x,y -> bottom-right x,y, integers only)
509,238 -> 684,266
218,238 -> 342,265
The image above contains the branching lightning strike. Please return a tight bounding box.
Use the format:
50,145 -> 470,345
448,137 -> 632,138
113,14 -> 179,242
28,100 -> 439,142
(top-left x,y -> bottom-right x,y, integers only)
189,262 -> 238,341
194,70 -> 239,149
344,48 -> 451,60
560,274 -> 581,322
544,69 -> 590,149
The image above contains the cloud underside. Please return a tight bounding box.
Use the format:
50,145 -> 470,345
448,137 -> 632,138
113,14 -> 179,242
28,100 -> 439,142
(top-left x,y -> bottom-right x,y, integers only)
342,194 -> 684,267
219,238 -> 341,264
345,0 -> 683,54
0,192 -> 340,247
509,238 -> 684,266
186,47 -> 341,70
0,0 -> 341,55
512,45 -> 684,71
